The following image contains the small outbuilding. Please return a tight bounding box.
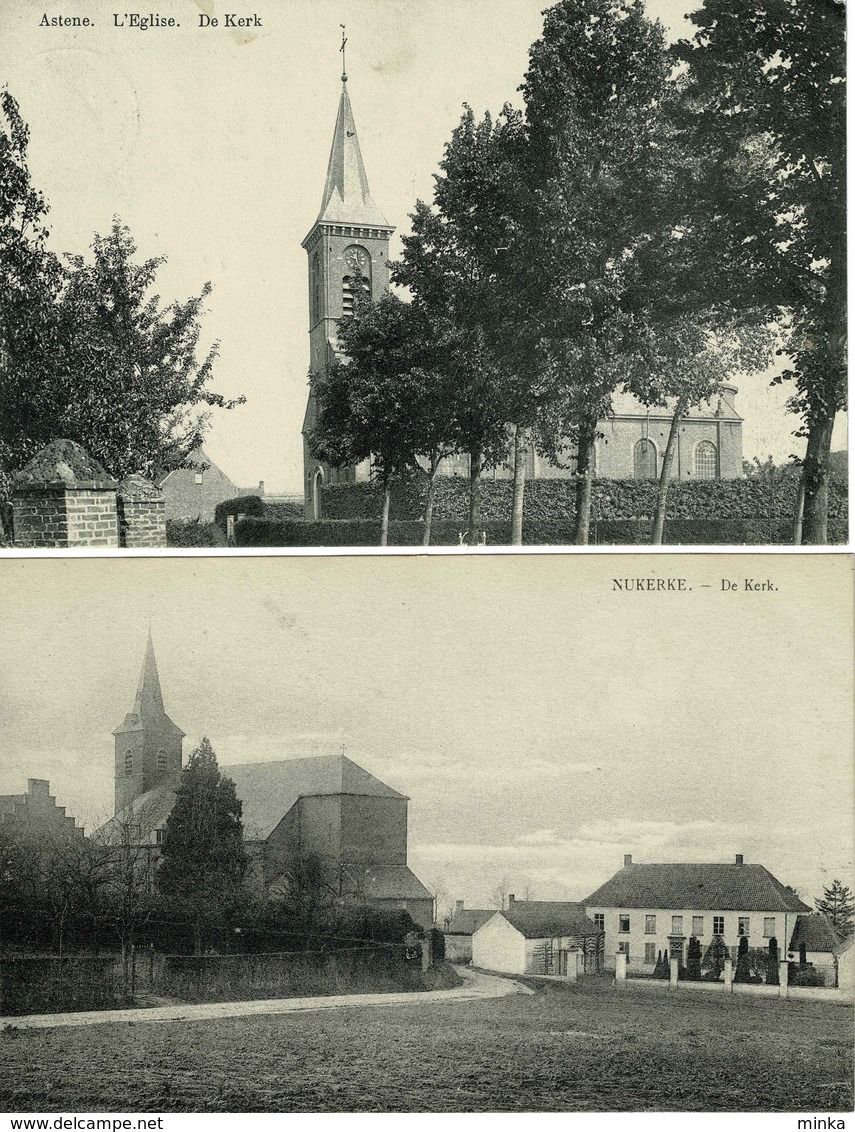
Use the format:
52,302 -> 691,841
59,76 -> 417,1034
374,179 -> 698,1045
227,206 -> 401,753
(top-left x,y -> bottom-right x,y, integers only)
442,901 -> 495,962
472,899 -> 604,978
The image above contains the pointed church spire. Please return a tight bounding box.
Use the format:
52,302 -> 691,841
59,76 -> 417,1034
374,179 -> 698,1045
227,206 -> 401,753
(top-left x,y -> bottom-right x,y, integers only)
313,67 -> 391,229
133,627 -> 166,723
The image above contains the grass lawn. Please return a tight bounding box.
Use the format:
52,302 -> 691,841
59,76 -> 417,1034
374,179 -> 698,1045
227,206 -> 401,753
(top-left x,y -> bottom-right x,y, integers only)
0,978 -> 851,1112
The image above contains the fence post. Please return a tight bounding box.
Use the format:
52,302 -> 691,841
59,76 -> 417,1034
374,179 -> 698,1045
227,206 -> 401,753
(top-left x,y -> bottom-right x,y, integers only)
226,514 -> 235,545
723,957 -> 733,992
669,956 -> 679,990
130,944 -> 136,1000
615,951 -> 627,983
778,959 -> 789,999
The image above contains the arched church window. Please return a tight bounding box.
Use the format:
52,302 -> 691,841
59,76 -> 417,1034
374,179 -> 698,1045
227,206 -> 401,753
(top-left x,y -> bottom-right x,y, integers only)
634,439 -> 657,480
157,749 -> 168,774
695,440 -> 717,479
124,750 -> 133,777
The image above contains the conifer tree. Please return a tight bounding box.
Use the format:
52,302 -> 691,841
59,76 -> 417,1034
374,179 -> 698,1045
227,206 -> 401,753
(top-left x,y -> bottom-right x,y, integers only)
815,879 -> 854,941
157,738 -> 247,954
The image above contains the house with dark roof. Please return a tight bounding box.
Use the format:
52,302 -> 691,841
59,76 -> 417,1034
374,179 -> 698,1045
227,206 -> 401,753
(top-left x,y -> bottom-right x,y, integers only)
94,636 -> 433,928
441,901 -> 495,962
157,446 -> 261,523
584,853 -> 811,973
472,898 -> 603,977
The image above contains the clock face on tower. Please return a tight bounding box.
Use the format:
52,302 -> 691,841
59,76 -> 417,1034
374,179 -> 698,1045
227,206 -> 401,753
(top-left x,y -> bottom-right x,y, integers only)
345,246 -> 369,273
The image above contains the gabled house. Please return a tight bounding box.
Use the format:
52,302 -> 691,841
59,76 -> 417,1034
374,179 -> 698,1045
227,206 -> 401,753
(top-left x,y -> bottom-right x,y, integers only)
584,853 -> 811,973
157,446 -> 260,523
472,899 -> 603,977
441,901 -> 495,962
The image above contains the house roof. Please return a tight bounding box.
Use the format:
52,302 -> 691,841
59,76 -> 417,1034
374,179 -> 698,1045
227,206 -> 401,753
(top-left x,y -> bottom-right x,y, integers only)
584,863 -> 811,913
788,913 -> 842,955
498,901 -> 602,940
445,909 -> 495,936
95,754 -> 405,844
305,83 -> 393,235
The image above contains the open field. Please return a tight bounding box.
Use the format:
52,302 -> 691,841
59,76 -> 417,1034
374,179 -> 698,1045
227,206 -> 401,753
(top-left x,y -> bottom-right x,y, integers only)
1,977 -> 851,1112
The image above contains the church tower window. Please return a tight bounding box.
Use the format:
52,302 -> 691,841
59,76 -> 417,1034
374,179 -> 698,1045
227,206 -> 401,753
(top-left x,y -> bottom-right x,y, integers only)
124,750 -> 133,777
157,749 -> 168,774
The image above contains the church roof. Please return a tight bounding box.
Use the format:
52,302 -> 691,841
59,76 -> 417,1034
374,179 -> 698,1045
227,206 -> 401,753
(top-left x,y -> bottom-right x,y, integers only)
307,83 -> 392,233
584,862 -> 811,913
353,863 -> 433,903
113,631 -> 185,738
97,754 -> 405,844
227,755 -> 405,840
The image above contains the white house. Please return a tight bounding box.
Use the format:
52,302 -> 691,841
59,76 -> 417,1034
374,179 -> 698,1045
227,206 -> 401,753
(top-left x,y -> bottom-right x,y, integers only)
441,901 -> 495,963
584,854 -> 811,973
472,899 -> 603,977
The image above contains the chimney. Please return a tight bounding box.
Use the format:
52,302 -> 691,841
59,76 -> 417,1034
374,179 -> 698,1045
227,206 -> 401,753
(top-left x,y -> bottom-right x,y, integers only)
258,480 -> 265,495
735,853 -> 744,865
454,899 -> 464,917
624,853 -> 633,867
508,894 -> 515,906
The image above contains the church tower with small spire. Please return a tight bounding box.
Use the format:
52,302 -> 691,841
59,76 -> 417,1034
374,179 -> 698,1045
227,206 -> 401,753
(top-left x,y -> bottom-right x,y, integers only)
301,39 -> 395,518
112,632 -> 185,814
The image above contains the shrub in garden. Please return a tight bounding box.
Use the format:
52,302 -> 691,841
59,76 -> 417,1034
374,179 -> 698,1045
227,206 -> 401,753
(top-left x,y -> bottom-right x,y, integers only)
767,937 -> 780,985
652,950 -> 670,979
734,935 -> 752,983
702,934 -> 728,979
684,936 -> 702,980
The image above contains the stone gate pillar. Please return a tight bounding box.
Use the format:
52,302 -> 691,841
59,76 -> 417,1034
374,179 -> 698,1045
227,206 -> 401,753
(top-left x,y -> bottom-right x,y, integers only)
11,440 -> 118,548
117,474 -> 166,548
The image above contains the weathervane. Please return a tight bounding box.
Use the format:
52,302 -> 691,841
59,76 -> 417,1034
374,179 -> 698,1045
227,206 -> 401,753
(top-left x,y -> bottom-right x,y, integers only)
340,24 -> 348,83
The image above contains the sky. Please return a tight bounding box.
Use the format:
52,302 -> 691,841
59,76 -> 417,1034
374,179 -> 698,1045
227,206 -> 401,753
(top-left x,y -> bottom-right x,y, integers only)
0,554 -> 851,915
1,0 -> 846,493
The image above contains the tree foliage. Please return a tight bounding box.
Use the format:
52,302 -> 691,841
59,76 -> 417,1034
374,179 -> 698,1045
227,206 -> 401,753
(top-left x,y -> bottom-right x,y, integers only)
157,738 -> 247,953
0,93 -> 242,518
815,879 -> 854,941
674,0 -> 846,543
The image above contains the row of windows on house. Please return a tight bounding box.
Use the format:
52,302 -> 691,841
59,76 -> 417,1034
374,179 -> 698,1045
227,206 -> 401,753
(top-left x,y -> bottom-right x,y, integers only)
593,913 -> 777,938
123,750 -> 172,776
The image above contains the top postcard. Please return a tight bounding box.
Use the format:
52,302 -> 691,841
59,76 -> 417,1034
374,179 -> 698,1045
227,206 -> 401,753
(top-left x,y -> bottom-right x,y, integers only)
0,0 -> 848,551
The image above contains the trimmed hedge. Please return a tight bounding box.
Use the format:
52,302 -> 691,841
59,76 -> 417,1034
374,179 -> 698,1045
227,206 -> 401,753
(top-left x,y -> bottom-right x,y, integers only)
166,518 -> 227,547
213,494 -> 266,530
319,475 -> 848,543
235,515 -> 814,547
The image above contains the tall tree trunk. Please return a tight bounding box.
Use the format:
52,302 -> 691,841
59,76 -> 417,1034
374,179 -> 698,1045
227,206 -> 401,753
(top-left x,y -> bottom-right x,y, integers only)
574,422 -> 597,545
793,476 -> 805,546
800,412 -> 835,545
379,476 -> 391,547
468,448 -> 482,547
510,425 -> 529,546
652,396 -> 687,545
422,464 -> 439,547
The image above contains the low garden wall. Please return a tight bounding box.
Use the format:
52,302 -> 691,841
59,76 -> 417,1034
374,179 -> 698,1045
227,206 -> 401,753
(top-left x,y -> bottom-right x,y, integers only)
0,955 -> 131,1016
150,946 -> 423,1004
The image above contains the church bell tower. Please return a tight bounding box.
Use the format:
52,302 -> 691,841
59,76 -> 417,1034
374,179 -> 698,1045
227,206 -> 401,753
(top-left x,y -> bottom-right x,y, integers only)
112,631 -> 185,815
301,37 -> 395,518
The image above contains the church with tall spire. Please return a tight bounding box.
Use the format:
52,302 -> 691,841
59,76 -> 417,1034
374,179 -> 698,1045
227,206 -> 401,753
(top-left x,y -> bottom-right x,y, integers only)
112,629 -> 185,815
301,38 -> 395,518
96,634 -> 433,927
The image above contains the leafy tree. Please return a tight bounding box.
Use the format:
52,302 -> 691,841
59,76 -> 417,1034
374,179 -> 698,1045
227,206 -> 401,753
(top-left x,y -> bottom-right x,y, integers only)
157,738 -> 247,954
515,0 -> 675,544
307,294 -> 459,545
0,95 -> 243,515
674,0 -> 846,544
815,879 -> 854,941
394,107 -> 528,545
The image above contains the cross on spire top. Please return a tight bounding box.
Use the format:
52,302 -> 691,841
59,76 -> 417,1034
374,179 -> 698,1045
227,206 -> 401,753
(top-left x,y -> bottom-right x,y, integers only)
340,24 -> 348,83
